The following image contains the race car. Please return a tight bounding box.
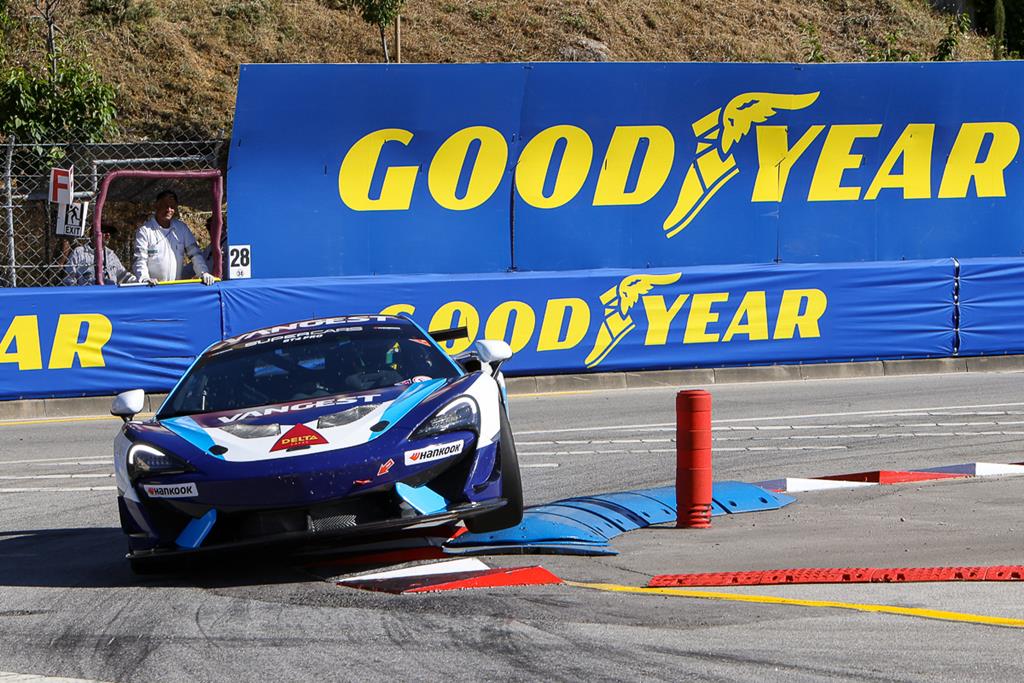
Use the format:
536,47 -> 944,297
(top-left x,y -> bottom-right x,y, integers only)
111,314 -> 522,572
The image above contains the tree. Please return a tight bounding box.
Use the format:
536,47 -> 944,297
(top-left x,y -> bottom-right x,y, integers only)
0,0 -> 118,146
338,0 -> 406,63
994,0 -> 1006,58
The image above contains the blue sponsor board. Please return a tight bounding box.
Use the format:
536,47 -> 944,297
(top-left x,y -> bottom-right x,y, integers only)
0,260 -> 958,400
0,286 -> 222,400
220,259 -> 956,375
958,258 -> 1024,356
230,62 -> 1024,279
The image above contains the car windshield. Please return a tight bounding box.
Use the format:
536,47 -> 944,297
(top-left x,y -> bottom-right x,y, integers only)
160,324 -> 460,417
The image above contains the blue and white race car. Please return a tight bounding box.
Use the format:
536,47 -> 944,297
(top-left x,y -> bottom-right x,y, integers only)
111,315 -> 522,572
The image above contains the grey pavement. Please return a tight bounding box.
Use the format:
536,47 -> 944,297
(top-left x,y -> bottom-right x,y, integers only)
0,371 -> 1023,681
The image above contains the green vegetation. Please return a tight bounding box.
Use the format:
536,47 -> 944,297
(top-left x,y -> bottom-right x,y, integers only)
934,13 -> 972,61
0,1 -> 1004,139
0,1 -> 117,146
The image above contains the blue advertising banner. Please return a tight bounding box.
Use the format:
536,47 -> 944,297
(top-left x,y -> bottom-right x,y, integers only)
0,260 -> 956,400
220,260 -> 956,375
230,62 -> 1024,279
958,258 -> 1024,356
0,286 -> 222,400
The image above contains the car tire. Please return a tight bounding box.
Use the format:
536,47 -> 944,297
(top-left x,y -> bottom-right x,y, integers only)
465,407 -> 523,533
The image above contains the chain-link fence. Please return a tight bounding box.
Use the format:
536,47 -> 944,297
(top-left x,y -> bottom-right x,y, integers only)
0,136 -> 226,288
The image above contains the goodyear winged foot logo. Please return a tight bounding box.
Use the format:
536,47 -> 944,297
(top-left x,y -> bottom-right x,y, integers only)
584,272 -> 682,368
661,91 -> 819,237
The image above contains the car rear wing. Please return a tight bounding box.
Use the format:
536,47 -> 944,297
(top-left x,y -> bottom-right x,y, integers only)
429,326 -> 469,343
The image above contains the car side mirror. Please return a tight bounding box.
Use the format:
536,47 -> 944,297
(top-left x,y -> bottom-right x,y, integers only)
474,340 -> 513,374
111,389 -> 145,422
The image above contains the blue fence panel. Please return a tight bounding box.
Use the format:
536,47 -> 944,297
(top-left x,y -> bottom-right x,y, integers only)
230,63 -> 524,277
958,257 -> 1024,356
220,259 -> 955,376
230,62 -> 1024,279
0,286 -> 222,400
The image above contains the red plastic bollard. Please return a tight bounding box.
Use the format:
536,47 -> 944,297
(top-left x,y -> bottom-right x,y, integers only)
676,389 -> 713,528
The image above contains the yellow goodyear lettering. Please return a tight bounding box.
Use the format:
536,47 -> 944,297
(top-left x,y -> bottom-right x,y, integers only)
383,284 -> 826,365
683,293 -> 731,344
864,124 -> 935,200
515,125 -> 593,209
641,294 -> 689,346
0,315 -> 43,370
484,301 -> 536,354
938,122 -> 1020,199
536,298 -> 590,351
48,314 -> 112,369
0,314 -> 112,371
723,291 -> 770,341
752,125 -> 825,202
429,301 -> 479,354
338,128 -> 418,210
807,124 -> 882,201
593,125 -> 675,206
773,289 -> 828,340
428,126 -> 508,210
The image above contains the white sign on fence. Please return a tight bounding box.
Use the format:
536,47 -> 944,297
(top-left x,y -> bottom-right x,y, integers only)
228,244 -> 252,279
49,167 -> 74,204
55,201 -> 89,238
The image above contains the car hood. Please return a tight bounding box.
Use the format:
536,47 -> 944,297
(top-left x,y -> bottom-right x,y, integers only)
158,378 -> 453,463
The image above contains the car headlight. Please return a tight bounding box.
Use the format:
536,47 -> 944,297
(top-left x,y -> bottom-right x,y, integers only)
317,404 -> 377,429
411,396 -> 479,440
127,443 -> 193,481
220,423 -> 281,439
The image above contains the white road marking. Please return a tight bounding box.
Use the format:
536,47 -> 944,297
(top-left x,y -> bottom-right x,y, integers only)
0,673 -> 113,683
0,474 -> 113,480
0,456 -> 110,465
520,463 -> 560,468
0,486 -> 116,493
519,445 -> 847,456
516,401 -> 1024,435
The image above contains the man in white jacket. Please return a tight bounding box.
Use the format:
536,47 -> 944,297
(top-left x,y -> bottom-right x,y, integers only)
132,190 -> 216,285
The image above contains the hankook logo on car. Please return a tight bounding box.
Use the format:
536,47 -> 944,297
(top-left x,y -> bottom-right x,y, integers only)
143,482 -> 198,498
404,440 -> 464,466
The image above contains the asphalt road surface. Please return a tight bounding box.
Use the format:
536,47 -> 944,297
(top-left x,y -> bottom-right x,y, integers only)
1,371 -> 1023,682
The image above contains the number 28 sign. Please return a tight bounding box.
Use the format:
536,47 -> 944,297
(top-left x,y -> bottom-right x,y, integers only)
228,245 -> 252,279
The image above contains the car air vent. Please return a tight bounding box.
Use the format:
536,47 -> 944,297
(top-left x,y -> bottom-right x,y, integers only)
307,510 -> 358,533
316,405 -> 377,429
209,445 -> 228,455
219,423 -> 281,439
370,421 -> 389,432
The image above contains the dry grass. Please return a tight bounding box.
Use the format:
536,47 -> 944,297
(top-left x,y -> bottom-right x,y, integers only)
3,0 -> 992,137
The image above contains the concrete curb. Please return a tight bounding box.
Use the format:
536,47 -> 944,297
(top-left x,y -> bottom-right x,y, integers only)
4,356 -> 1024,421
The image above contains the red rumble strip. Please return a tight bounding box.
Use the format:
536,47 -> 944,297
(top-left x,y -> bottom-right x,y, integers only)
341,566 -> 563,594
817,470 -> 969,484
649,565 -> 1024,588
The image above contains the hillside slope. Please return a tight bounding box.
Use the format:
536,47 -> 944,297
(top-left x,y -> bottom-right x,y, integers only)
2,0 -> 992,137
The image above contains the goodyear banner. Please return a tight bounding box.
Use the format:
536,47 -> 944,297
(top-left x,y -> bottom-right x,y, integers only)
958,258 -> 1024,356
0,286 -> 222,400
220,260 -> 956,375
0,260 -> 959,400
230,62 -> 1024,279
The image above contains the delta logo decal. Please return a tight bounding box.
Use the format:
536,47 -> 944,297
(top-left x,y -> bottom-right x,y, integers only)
271,424 -> 329,452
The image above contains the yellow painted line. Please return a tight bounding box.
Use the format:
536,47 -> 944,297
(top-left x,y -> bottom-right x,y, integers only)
0,413 -> 153,427
511,389 -> 599,399
566,581 -> 1024,629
